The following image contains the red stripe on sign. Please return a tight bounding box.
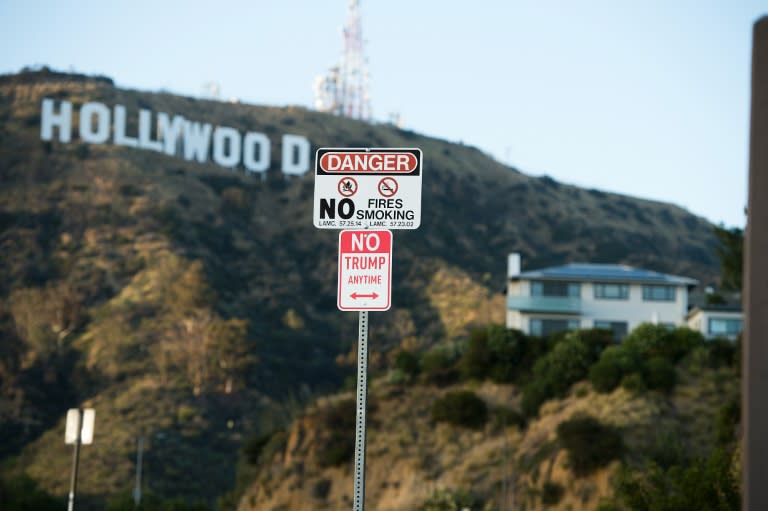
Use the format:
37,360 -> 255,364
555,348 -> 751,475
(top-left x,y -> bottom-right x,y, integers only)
320,152 -> 417,173
340,230 -> 392,253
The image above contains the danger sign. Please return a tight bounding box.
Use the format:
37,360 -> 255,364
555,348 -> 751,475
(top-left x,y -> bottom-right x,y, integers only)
338,230 -> 392,311
314,148 -> 422,230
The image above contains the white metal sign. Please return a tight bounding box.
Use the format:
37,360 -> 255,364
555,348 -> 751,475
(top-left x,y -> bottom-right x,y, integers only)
314,148 -> 422,230
65,408 -> 95,445
338,230 -> 392,311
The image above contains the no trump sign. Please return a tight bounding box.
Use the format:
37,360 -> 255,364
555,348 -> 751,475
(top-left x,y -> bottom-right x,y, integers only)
338,230 -> 392,311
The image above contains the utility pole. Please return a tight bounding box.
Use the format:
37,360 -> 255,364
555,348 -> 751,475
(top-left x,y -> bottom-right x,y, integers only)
133,436 -> 144,509
743,15 -> 768,511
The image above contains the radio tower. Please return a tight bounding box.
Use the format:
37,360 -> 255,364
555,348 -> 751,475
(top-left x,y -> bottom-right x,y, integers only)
314,0 -> 372,121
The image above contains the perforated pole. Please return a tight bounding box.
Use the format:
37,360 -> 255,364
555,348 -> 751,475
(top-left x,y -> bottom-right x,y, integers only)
353,310 -> 369,511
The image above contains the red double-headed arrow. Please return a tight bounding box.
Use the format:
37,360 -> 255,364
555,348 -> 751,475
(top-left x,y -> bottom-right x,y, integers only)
350,292 -> 379,300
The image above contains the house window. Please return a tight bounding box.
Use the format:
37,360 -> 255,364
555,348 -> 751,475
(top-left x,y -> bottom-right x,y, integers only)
593,320 -> 628,341
642,285 -> 676,301
530,281 -> 580,297
594,283 -> 629,300
708,317 -> 743,336
530,318 -> 580,337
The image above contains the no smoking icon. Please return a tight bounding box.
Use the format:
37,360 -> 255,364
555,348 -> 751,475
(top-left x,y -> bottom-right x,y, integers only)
378,177 -> 398,197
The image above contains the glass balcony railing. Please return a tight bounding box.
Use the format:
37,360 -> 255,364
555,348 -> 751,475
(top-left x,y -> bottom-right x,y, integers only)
507,295 -> 581,314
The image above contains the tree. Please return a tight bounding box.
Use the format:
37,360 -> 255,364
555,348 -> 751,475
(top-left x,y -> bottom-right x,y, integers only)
606,447 -> 739,511
159,311 -> 250,395
9,282 -> 84,360
713,225 -> 743,292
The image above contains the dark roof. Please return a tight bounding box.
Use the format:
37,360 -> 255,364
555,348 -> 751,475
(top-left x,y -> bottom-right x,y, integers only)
513,263 -> 698,286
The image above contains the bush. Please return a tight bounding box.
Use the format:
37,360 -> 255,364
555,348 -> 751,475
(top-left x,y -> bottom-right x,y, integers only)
706,339 -> 738,369
243,430 -> 287,465
311,478 -> 332,499
421,349 -> 459,386
620,372 -> 647,393
644,356 -> 676,392
646,429 -> 688,469
316,399 -> 356,467
541,481 -> 565,505
714,400 -> 740,446
394,350 -> 420,379
521,334 -> 593,416
589,347 -> 626,393
521,380 -> 551,417
0,473 -> 63,511
416,488 -> 480,511
606,447 -> 740,511
485,326 -> 544,383
431,391 -> 488,429
458,329 -> 493,380
624,323 -> 703,363
574,328 -> 616,358
589,358 -> 622,393
317,431 -> 354,467
556,415 -> 623,476
491,406 -> 526,429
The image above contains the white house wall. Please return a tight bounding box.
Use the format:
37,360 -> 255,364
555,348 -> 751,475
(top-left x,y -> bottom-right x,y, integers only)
506,279 -> 689,334
578,283 -> 688,331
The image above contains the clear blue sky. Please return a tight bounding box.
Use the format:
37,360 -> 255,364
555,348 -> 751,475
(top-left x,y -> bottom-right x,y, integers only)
2,1 -> 764,228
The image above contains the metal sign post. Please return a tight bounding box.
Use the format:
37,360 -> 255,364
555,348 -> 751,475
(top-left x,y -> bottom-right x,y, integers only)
313,146 -> 422,511
133,435 -> 144,507
64,408 -> 95,511
353,311 -> 369,511
67,409 -> 82,511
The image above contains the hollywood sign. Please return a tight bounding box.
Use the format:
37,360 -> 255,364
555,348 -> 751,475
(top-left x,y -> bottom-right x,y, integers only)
39,98 -> 311,175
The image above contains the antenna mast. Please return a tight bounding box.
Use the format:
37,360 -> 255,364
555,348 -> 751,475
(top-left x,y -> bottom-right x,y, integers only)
314,0 -> 372,121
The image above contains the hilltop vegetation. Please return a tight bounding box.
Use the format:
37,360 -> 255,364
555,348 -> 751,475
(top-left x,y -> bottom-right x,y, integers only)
236,324 -> 740,511
0,69 -> 723,507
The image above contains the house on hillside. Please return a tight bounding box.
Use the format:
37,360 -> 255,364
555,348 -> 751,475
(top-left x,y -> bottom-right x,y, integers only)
686,305 -> 744,340
505,253 -> 698,340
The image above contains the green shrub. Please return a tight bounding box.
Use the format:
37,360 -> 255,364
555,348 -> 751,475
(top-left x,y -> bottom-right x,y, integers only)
590,348 -> 635,393
556,415 -> 623,476
521,379 -> 551,417
394,350 -> 420,379
431,391 -> 488,429
416,488 -> 480,511
458,329 -> 493,380
606,446 -> 740,511
521,335 -> 593,416
0,473 -> 63,511
644,356 -> 676,392
624,323 -> 703,363
421,349 -> 459,386
706,339 -> 738,369
589,349 -> 625,393
492,406 -> 526,429
541,481 -> 565,506
714,400 -> 740,446
311,478 -> 332,499
317,431 -> 354,467
243,430 -> 287,465
573,328 -> 616,358
646,429 -> 688,469
487,326 -> 542,383
621,372 -> 647,393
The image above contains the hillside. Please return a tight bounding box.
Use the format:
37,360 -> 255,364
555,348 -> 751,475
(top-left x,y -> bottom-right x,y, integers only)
236,327 -> 740,511
0,68 -> 722,507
